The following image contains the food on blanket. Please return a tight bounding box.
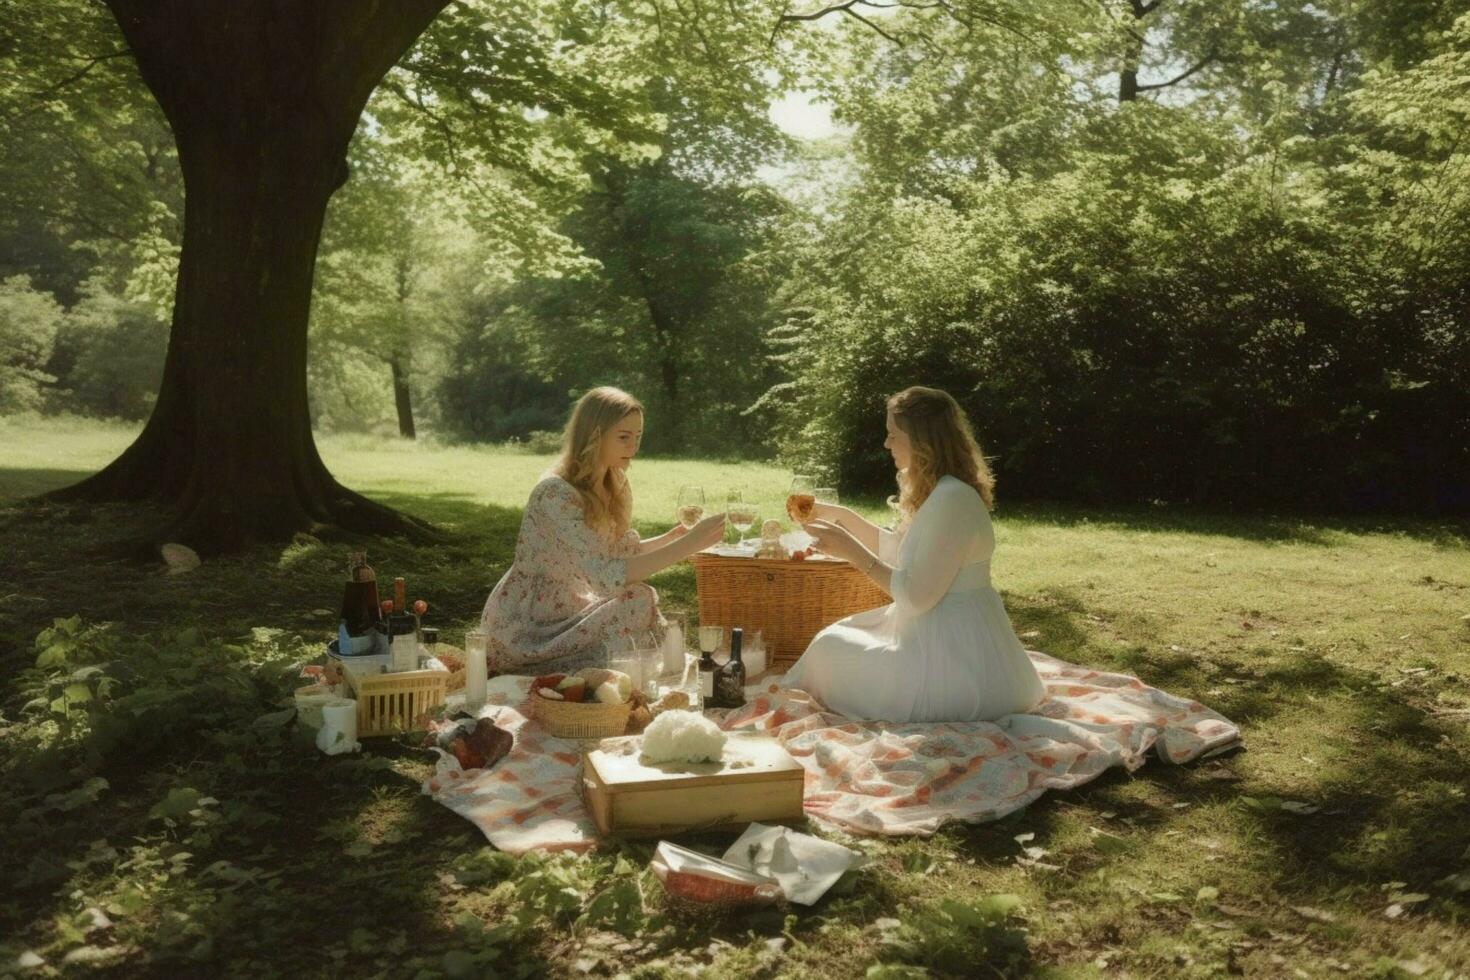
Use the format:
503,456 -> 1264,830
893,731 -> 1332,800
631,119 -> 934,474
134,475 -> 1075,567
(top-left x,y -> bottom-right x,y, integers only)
655,690 -> 691,711
627,703 -> 653,734
537,687 -> 565,700
425,716 -> 513,771
640,709 -> 727,763
575,667 -> 633,703
436,651 -> 464,673
529,673 -> 567,695
791,548 -> 809,561
594,681 -> 625,705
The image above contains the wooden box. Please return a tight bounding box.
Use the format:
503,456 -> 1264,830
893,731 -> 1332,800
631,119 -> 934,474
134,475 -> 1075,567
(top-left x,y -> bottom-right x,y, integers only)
581,732 -> 806,837
691,553 -> 889,670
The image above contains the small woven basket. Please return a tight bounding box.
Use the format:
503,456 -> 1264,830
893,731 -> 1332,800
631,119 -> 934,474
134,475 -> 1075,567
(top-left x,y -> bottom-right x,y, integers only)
691,554 -> 889,671
531,692 -> 633,740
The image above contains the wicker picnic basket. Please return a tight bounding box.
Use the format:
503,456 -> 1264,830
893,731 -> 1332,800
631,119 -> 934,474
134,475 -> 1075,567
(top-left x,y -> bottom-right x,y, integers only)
530,691 -> 633,740
690,554 -> 890,671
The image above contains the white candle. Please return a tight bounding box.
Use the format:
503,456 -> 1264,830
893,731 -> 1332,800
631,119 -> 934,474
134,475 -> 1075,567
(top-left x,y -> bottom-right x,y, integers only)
662,621 -> 685,676
464,630 -> 489,705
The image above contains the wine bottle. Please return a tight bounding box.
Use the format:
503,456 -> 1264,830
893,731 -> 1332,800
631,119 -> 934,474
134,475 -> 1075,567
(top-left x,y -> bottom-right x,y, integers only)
715,628 -> 746,709
698,647 -> 718,707
393,576 -> 406,614
340,552 -> 382,639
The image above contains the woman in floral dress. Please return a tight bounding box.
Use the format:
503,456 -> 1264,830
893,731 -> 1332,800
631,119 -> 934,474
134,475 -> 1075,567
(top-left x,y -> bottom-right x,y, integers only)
480,387 -> 726,675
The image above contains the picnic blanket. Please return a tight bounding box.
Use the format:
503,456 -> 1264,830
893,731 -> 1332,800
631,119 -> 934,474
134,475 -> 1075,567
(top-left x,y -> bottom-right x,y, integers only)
422,652 -> 1241,854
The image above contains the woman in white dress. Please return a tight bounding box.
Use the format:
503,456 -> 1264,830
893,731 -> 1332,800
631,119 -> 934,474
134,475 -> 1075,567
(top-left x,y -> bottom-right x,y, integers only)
783,386 -> 1045,723
480,387 -> 726,675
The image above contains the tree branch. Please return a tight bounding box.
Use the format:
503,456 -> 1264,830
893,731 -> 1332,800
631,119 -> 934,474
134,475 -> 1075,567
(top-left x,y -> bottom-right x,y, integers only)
2,49 -> 134,127
1136,50 -> 1216,92
770,0 -> 1025,49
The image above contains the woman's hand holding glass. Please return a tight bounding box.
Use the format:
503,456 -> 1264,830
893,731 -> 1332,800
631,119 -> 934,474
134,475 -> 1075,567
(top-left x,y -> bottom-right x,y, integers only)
686,511 -> 728,552
811,501 -> 851,524
801,518 -> 866,565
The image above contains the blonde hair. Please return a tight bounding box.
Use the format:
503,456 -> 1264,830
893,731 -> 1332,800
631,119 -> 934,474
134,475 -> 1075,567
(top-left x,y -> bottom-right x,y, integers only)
888,386 -> 995,523
553,386 -> 642,538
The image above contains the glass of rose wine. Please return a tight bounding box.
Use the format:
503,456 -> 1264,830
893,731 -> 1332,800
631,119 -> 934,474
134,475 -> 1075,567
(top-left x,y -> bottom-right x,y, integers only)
786,475 -> 816,525
677,485 -> 706,529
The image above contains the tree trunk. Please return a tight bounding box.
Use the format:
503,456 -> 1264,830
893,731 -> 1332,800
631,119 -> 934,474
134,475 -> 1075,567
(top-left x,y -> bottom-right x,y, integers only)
390,355 -> 417,439
1119,65 -> 1140,102
49,0 -> 448,554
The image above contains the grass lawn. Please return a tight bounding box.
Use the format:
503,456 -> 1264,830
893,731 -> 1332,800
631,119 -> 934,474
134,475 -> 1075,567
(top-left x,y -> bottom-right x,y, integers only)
2,416 -> 1468,978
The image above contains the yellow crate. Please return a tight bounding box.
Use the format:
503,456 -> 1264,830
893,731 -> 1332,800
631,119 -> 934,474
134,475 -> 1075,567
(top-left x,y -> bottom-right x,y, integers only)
342,668 -> 447,737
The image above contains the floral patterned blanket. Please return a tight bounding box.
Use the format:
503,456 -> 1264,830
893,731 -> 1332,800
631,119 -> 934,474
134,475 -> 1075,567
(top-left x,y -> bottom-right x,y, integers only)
423,653 -> 1241,853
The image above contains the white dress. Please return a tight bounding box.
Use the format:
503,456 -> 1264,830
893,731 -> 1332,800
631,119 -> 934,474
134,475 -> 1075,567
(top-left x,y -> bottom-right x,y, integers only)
782,475 -> 1045,723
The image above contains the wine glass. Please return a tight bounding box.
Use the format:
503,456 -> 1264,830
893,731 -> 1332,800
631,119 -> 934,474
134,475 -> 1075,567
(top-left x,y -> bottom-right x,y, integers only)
607,634 -> 644,693
786,475 -> 815,525
677,485 -> 706,529
727,490 -> 758,544
637,630 -> 663,698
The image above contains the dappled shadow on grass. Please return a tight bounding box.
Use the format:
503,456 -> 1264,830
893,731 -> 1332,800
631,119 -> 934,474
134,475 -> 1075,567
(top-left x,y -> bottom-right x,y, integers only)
0,467 -> 100,505
1,719 -> 551,974
1010,648 -> 1469,927
0,492 -> 531,689
1002,500 -> 1470,548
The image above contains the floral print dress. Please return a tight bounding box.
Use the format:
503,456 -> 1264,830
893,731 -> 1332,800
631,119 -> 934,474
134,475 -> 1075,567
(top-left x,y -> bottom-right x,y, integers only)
480,475 -> 662,676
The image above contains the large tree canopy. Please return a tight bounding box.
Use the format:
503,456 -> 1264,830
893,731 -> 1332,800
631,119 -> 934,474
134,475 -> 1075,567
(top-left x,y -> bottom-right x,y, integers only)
10,0 -> 792,553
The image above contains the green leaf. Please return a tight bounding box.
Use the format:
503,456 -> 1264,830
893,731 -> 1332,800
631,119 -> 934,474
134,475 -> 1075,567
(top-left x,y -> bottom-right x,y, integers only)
252,707 -> 296,730
149,787 -> 204,823
43,776 -> 108,812
36,643 -> 68,668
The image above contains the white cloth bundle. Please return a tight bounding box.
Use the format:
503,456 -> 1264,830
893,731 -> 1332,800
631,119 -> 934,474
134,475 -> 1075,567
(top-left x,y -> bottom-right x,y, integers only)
316,700 -> 360,756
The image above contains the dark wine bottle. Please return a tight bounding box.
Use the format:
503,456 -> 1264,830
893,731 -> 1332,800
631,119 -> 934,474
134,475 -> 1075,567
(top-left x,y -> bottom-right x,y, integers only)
698,647 -> 719,708
715,628 -> 746,708
340,552 -> 382,637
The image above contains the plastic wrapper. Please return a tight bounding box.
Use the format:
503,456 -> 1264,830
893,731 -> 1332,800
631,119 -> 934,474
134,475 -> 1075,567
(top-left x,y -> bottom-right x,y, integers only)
650,841 -> 782,906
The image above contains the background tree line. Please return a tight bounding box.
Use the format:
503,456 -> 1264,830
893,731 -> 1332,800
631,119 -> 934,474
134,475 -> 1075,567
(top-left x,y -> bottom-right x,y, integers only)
3,0 -> 1466,513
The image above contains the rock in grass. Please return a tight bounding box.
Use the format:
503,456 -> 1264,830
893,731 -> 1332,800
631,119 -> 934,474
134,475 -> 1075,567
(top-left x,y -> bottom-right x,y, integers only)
160,542 -> 200,574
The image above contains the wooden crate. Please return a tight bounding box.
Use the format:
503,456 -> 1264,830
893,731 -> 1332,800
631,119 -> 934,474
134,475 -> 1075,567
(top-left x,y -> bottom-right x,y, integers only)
342,667 -> 448,738
330,643 -> 466,738
690,554 -> 889,670
581,732 -> 805,837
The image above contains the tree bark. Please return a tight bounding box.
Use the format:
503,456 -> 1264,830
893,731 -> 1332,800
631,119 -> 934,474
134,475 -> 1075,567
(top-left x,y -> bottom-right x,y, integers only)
390,355 -> 417,439
48,0 -> 448,554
